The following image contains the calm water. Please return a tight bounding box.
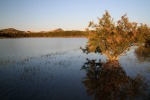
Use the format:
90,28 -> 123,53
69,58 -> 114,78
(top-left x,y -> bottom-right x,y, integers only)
0,38 -> 150,100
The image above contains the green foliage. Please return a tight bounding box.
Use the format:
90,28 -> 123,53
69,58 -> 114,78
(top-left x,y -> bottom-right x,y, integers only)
87,11 -> 150,60
137,24 -> 150,44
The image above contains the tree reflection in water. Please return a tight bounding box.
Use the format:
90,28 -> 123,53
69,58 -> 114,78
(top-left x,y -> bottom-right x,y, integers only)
81,59 -> 149,100
135,46 -> 150,62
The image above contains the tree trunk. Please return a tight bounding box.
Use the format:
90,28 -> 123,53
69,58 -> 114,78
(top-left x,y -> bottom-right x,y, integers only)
104,52 -> 119,61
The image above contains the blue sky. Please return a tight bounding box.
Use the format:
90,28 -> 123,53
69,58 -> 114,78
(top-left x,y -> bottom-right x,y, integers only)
0,0 -> 150,31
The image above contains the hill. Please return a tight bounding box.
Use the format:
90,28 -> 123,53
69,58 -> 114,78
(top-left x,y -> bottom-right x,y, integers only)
52,28 -> 64,32
0,28 -> 24,33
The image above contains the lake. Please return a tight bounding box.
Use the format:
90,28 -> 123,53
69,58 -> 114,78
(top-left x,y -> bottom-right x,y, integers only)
0,38 -> 150,100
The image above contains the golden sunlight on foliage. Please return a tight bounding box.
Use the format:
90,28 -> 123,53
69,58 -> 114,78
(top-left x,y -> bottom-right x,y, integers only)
86,11 -> 150,60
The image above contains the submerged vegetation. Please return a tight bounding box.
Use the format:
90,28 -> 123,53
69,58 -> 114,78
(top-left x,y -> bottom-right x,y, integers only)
85,11 -> 150,60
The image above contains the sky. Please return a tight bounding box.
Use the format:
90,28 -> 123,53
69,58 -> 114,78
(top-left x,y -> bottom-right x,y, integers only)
0,0 -> 150,32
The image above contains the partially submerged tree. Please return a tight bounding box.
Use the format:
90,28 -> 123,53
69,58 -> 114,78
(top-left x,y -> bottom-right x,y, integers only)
86,11 -> 150,60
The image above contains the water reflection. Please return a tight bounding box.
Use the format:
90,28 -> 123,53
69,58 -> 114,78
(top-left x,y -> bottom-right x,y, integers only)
81,59 -> 149,100
135,46 -> 150,62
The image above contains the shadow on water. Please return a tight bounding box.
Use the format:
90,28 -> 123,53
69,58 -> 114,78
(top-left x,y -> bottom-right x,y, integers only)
81,59 -> 149,100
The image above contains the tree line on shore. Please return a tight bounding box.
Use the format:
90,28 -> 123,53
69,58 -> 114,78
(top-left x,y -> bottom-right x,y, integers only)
0,28 -> 87,38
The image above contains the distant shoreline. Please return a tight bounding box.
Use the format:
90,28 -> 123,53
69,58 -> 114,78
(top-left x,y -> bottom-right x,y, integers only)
0,28 -> 87,38
0,36 -> 87,39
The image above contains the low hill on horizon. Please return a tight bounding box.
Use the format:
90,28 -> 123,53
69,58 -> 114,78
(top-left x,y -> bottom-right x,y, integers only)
0,28 -> 75,33
0,28 -> 24,33
51,28 -> 64,32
